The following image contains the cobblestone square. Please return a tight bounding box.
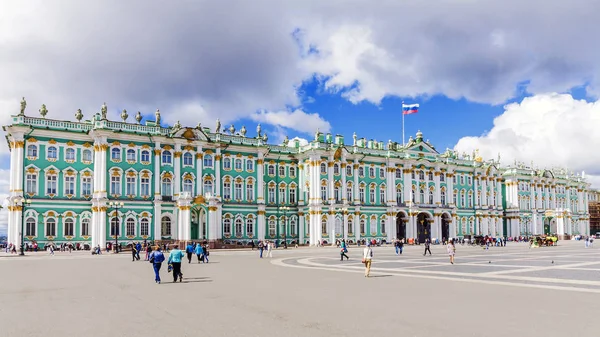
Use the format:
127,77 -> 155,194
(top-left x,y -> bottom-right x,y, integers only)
1,241 -> 599,337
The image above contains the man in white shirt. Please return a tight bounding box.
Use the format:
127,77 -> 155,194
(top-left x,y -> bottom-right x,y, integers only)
363,242 -> 373,277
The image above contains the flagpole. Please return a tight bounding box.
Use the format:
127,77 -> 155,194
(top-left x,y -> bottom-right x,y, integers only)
402,101 -> 405,147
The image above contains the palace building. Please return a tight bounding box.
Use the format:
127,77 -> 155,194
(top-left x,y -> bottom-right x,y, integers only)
2,101 -> 592,249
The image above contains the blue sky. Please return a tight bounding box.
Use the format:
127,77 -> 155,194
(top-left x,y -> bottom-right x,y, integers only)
3,1 -> 600,235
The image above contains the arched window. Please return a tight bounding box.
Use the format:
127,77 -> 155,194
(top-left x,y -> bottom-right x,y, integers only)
81,218 -> 90,236
369,185 -> 375,203
441,191 -> 447,205
380,186 -> 386,204
348,217 -> 354,235
346,183 -> 353,202
333,164 -> 340,175
126,149 -> 136,162
203,178 -> 213,194
64,218 -> 74,236
321,217 -> 328,234
246,179 -> 254,201
223,157 -> 231,170
358,167 -> 364,177
246,160 -> 253,171
268,165 -> 275,176
140,219 -> 149,237
335,217 -> 342,235
126,218 -> 135,236
203,154 -> 213,167
428,172 -> 434,180
140,150 -> 150,163
419,171 -> 425,180
223,180 -> 231,200
183,178 -> 193,194
321,185 -> 327,201
461,190 -> 466,207
440,173 -> 445,182
65,148 -> 76,161
234,159 -> 242,170
111,148 -> 121,161
46,218 -> 56,236
27,144 -> 37,158
395,168 -> 402,179
183,152 -> 193,166
25,217 -> 36,236
235,218 -> 243,237
246,218 -> 254,236
428,190 -> 434,204
379,168 -> 385,179
47,146 -> 57,159
320,163 -> 327,174
420,188 -> 425,204
360,218 -> 366,234
268,219 -> 276,237
290,218 -> 297,236
110,217 -> 120,237
278,166 -> 285,177
334,185 -> 340,203
223,218 -> 231,235
369,167 -> 375,178
289,166 -> 296,177
161,177 -> 172,197
396,186 -> 402,204
346,165 -> 352,176
161,216 -> 171,236
381,217 -> 386,234
162,151 -> 172,164
83,149 -> 93,162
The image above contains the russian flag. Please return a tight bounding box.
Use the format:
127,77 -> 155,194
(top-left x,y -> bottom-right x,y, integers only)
402,103 -> 419,115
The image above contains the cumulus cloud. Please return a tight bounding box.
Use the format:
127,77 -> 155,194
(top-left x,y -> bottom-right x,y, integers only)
454,93 -> 600,186
3,0 -> 600,155
251,109 -> 331,134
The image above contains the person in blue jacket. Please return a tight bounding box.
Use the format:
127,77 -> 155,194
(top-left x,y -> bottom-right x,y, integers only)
168,245 -> 185,282
185,242 -> 194,263
194,242 -> 204,263
148,246 -> 166,284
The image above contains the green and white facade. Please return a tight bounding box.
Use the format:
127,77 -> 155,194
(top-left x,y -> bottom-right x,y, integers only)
3,104 -> 591,248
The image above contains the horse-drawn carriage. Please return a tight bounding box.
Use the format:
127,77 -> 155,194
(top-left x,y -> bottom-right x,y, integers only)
530,235 -> 558,247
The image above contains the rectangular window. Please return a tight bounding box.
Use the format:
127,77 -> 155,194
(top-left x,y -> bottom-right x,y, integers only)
359,188 -> 365,203
379,168 -> 385,179
321,186 -> 327,201
268,187 -> 275,203
246,183 -> 254,201
127,149 -> 136,162
370,188 -> 375,203
223,182 -> 231,200
279,187 -> 286,204
246,160 -> 254,171
126,177 -> 136,196
289,167 -> 296,177
279,166 -> 285,177
64,176 -> 75,195
380,189 -> 385,204
45,175 -> 57,195
235,183 -> 242,200
141,151 -> 150,163
110,176 -> 121,195
26,174 -> 37,195
141,178 -> 150,197
82,177 -> 92,196
347,186 -> 353,201
289,188 -> 296,204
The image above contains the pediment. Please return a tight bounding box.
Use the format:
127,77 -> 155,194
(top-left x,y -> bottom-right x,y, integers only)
172,127 -> 208,141
406,141 -> 438,154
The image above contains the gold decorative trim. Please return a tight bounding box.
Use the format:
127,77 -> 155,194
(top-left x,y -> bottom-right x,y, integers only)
48,139 -> 57,144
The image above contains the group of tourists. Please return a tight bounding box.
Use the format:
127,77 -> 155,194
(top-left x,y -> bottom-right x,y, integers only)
145,241 -> 210,284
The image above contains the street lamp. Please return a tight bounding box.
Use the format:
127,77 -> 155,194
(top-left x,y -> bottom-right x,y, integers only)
108,201 -> 124,253
335,206 -> 348,245
17,198 -> 31,256
279,206 -> 290,249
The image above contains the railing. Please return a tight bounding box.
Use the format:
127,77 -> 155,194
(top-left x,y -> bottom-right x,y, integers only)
23,117 -> 93,131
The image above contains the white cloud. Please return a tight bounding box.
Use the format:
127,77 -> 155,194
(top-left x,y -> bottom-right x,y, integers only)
288,137 -> 309,147
454,93 -> 600,186
251,109 -> 331,134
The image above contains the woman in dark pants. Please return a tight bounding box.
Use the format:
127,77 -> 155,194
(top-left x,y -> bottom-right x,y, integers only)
148,247 -> 166,284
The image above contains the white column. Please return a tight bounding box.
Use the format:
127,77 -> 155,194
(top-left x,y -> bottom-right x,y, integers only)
257,208 -> 266,241
215,150 -> 221,198
178,206 -> 191,241
154,143 -> 161,200
328,156 -> 334,205
328,209 -> 335,245
196,150 -> 203,195
341,162 -> 347,204
434,172 -> 441,204
257,156 -> 265,203
496,179 -> 502,208
174,144 -> 182,199
474,175 -> 479,207
481,177 -> 487,206
299,212 -> 305,244
403,167 -> 412,205
354,210 -> 360,243
432,215 -> 439,239
386,165 -> 394,205
154,203 -> 162,240
353,161 -> 360,205
298,163 -> 305,204
343,211 -> 348,241
448,172 -> 455,207
207,205 -> 218,241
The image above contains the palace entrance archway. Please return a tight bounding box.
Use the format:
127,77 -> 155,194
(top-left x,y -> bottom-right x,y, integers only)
416,212 -> 432,243
396,212 -> 407,239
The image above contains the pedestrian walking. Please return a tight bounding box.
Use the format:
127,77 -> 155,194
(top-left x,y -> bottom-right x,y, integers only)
362,242 -> 373,277
423,238 -> 432,256
145,245 -> 152,261
131,243 -> 138,262
258,240 -> 264,258
186,242 -> 194,263
149,246 -> 166,284
194,242 -> 204,263
340,247 -> 349,261
447,239 -> 456,264
168,245 -> 185,283
136,242 -> 142,259
267,241 -> 273,258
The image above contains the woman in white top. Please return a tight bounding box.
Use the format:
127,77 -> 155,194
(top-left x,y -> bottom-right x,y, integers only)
362,242 -> 373,277
447,239 -> 455,264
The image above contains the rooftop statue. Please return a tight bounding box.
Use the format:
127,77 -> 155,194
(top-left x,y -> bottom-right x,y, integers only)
353,132 -> 357,146
121,109 -> 128,122
135,111 -> 142,124
155,109 -> 161,125
240,125 -> 247,137
20,97 -> 26,115
215,118 -> 221,133
173,120 -> 182,131
283,135 -> 289,146
101,102 -> 107,120
229,124 -> 236,135
256,123 -> 261,137
75,109 -> 83,122
39,104 -> 48,118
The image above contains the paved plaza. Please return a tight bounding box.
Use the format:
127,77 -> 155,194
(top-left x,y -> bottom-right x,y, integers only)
1,241 -> 600,337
